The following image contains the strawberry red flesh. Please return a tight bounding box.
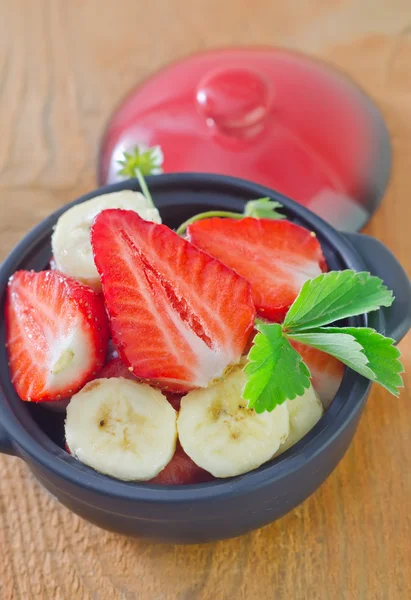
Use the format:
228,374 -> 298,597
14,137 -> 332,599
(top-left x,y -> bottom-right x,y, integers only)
165,393 -> 182,412
150,442 -> 214,485
99,357 -> 135,380
6,270 -> 109,402
187,218 -> 327,322
99,358 -> 183,410
91,210 -> 255,392
290,340 -> 345,408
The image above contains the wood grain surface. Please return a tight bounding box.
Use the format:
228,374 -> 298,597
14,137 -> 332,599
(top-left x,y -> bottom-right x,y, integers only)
1,1 -> 410,598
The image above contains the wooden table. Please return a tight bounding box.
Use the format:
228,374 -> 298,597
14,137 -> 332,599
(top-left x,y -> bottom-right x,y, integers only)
1,1 -> 410,598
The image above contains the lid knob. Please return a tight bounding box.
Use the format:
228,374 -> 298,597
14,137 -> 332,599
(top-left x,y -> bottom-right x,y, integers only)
196,68 -> 272,134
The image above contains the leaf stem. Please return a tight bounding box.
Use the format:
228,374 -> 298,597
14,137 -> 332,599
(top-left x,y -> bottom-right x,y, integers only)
135,168 -> 155,209
176,211 -> 243,236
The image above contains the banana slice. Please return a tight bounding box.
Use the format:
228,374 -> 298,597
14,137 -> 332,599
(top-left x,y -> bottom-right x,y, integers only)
52,190 -> 161,289
65,377 -> 177,481
177,368 -> 289,478
277,387 -> 323,455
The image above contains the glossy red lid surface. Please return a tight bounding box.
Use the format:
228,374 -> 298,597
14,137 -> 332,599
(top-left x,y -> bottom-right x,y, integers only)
99,48 -> 391,231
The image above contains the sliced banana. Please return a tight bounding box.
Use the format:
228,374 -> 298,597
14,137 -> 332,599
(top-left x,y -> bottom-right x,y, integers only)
52,190 -> 161,289
65,377 -> 177,481
177,368 -> 289,478
276,387 -> 323,455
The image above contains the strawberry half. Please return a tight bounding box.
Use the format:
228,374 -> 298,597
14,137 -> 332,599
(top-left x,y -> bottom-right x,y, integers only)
150,442 -> 214,485
187,218 -> 327,322
91,210 -> 255,392
99,357 -> 136,380
290,340 -> 345,408
6,270 -> 109,402
99,358 -> 183,410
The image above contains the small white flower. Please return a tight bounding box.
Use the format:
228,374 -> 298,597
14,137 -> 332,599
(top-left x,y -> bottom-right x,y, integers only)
109,142 -> 164,183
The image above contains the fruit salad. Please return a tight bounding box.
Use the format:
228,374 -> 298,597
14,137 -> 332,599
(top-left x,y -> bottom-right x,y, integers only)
4,171 -> 404,485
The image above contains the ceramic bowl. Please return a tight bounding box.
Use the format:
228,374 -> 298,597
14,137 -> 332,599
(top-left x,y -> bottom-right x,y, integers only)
0,174 -> 410,543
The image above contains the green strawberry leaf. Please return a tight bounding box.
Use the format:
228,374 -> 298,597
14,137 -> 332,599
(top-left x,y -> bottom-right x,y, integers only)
243,197 -> 286,220
284,270 -> 394,332
289,327 -> 403,396
243,270 -> 404,412
243,323 -> 311,413
285,330 -> 375,379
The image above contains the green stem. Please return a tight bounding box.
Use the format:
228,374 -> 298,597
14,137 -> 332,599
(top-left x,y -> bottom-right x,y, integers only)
176,211 -> 243,236
135,168 -> 155,209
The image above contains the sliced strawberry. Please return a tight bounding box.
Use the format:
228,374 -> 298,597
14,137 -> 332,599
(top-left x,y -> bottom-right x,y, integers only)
290,340 -> 345,408
243,327 -> 258,356
166,393 -> 182,411
91,210 -> 255,392
187,218 -> 327,322
99,357 -> 136,380
5,270 -> 109,402
150,442 -> 214,485
99,358 -> 183,410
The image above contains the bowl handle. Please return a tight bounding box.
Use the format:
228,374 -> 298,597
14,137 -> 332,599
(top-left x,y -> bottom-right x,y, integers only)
344,232 -> 411,343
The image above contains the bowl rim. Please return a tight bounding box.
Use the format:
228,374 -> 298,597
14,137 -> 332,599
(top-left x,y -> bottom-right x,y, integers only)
0,173 -> 375,503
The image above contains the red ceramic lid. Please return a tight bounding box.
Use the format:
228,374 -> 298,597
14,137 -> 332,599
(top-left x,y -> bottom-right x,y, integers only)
99,48 -> 391,231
